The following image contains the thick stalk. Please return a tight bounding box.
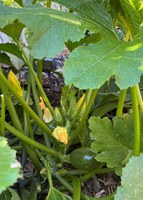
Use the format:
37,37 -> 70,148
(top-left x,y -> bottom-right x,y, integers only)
0,118 -> 59,158
130,85 -> 140,156
136,84 -> 143,111
116,89 -> 127,116
46,0 -> 51,7
25,112 -> 34,140
72,176 -> 81,200
80,168 -> 114,183
69,90 -> 88,131
30,71 -> 42,117
55,174 -> 114,200
0,78 -> 23,132
0,94 -> 5,136
72,89 -> 98,140
37,59 -> 43,86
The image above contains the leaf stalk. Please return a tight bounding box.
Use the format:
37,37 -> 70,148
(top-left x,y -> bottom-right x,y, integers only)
130,85 -> 140,156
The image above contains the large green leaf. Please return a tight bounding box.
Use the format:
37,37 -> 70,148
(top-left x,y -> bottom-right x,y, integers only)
63,36 -> 143,89
55,0 -> 115,35
89,113 -> 136,172
0,4 -> 95,58
0,137 -> 21,194
56,0 -> 143,89
115,155 -> 143,200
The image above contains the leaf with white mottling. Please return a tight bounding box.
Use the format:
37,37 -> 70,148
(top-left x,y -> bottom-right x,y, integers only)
115,155 -> 143,200
0,137 -> 21,194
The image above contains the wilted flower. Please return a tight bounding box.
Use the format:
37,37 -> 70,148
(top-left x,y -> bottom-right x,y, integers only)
39,97 -> 53,123
8,70 -> 23,96
39,97 -> 46,110
43,107 -> 53,123
52,126 -> 68,144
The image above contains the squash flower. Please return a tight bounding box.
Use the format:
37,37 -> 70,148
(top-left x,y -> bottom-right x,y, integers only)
8,70 -> 23,97
39,97 -> 53,123
52,126 -> 68,144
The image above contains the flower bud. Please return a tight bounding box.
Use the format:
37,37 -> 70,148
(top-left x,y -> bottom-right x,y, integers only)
54,107 -> 63,123
8,70 -> 23,96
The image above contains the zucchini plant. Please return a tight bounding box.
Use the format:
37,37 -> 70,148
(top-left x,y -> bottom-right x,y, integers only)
0,0 -> 143,199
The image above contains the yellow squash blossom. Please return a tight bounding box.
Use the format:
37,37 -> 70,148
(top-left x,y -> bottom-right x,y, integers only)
39,97 -> 53,123
8,70 -> 23,96
52,126 -> 68,144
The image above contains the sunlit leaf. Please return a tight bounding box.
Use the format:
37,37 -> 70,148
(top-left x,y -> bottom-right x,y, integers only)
0,4 -> 95,58
63,36 -> 143,89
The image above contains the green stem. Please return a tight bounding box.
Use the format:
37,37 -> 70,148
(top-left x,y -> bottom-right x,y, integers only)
0,118 -> 59,158
0,71 -> 53,137
72,176 -> 81,200
116,89 -> 127,116
55,174 -> 73,192
72,89 -> 98,140
80,168 -> 114,183
36,151 -> 53,188
0,94 -> 5,136
30,71 -> 42,117
69,90 -> 88,132
136,84 -> 143,111
130,85 -> 140,156
55,174 -> 114,200
37,59 -> 43,86
16,40 -> 54,116
25,68 -> 31,104
25,112 -> 34,140
0,77 -> 23,132
46,0 -> 51,8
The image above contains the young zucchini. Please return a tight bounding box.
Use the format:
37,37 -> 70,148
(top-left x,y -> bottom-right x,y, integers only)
70,147 -> 99,171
